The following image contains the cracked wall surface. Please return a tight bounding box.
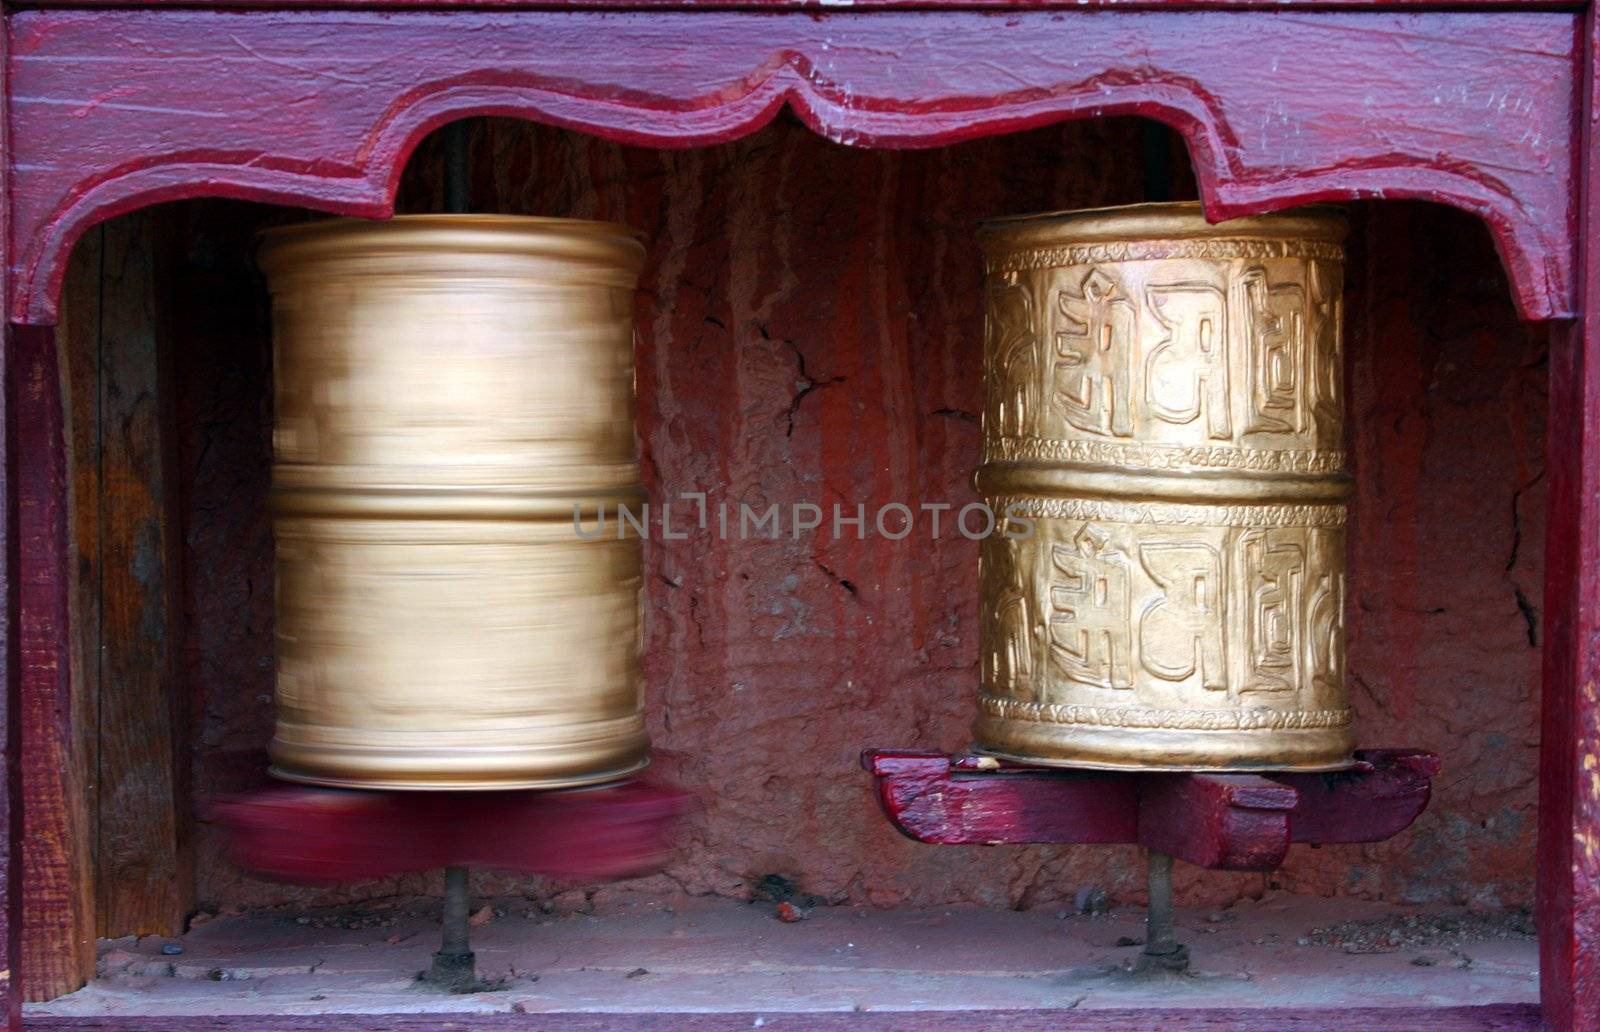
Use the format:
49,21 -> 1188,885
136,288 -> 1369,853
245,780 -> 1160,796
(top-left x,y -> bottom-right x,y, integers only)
168,118 -> 1543,913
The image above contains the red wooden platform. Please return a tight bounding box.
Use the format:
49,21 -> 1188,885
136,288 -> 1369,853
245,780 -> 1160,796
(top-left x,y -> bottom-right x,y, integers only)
15,1005 -> 1550,1032
210,780 -> 692,884
864,749 -> 1439,871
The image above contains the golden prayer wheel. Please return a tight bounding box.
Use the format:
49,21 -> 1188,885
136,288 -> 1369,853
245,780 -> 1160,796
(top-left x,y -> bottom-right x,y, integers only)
973,202 -> 1353,771
257,215 -> 649,790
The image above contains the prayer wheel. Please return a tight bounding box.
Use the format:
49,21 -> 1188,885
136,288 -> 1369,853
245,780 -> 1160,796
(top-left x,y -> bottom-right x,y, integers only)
258,215 -> 649,790
973,202 -> 1353,771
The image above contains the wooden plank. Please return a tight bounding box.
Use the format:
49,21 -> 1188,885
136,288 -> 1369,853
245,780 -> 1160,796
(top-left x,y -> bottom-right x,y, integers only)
1538,5 -> 1600,1030
211,780 -> 690,885
15,1003 -> 1547,1031
14,227 -> 104,1003
4,9 -> 1577,324
863,750 -> 1433,870
1278,750 -> 1440,846
61,225 -> 102,966
4,0 -> 1575,9
3,9 -> 21,1017
93,209 -> 191,941
864,748 -> 1440,870
14,318 -> 91,1003
864,751 -> 1138,846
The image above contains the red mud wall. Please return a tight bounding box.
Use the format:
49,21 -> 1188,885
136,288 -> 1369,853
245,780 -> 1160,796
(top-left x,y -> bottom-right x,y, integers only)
167,118 -> 1543,912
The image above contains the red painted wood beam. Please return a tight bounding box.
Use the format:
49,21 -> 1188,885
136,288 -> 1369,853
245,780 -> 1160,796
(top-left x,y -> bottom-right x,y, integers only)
17,1003 -> 1545,1031
1539,5 -> 1600,1030
4,8 -> 1576,323
209,779 -> 691,884
863,749 -> 1437,872
12,0 -> 1576,8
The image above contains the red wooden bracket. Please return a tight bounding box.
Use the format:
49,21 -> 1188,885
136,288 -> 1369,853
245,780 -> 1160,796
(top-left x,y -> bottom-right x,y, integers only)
863,748 -> 1439,872
209,779 -> 692,885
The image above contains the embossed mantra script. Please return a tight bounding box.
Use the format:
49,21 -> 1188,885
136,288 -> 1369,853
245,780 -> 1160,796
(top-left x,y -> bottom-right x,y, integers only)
972,202 -> 1353,772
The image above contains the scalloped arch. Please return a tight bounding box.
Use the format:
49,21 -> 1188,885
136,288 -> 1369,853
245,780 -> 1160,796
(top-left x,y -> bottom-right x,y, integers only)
7,7 -> 1577,322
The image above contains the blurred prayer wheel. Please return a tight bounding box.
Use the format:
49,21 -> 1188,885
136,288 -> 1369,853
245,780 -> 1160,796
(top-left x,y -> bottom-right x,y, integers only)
973,202 -> 1353,771
258,215 -> 649,790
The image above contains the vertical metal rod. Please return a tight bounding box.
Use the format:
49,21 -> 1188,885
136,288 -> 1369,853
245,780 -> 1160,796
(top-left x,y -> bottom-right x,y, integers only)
1145,850 -> 1174,952
441,864 -> 471,955
427,864 -> 476,989
436,123 -> 471,965
426,129 -> 473,990
1137,849 -> 1189,974
442,121 -> 470,215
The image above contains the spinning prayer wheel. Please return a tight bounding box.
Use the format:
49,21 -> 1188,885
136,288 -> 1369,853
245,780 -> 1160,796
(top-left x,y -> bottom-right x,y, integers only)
972,202 -> 1353,771
258,215 -> 649,790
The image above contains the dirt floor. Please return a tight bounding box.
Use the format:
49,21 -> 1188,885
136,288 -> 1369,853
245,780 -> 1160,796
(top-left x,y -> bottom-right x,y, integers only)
30,893 -> 1536,1017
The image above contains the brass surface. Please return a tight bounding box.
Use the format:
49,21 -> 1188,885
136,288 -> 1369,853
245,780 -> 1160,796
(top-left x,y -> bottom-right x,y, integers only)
258,215 -> 649,789
973,202 -> 1353,771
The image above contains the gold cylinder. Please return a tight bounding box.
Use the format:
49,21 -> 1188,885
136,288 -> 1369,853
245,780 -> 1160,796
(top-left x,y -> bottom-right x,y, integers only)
258,215 -> 649,790
973,202 -> 1352,771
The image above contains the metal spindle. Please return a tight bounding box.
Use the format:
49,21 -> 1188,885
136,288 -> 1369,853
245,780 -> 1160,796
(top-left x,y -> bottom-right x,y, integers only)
1136,850 -> 1190,975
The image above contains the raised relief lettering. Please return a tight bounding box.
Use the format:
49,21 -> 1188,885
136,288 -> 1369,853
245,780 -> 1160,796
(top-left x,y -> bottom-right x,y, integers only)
1137,540 -> 1226,690
1144,282 -> 1231,439
981,536 -> 1035,694
1049,524 -> 1132,690
1307,260 -> 1343,443
1304,528 -> 1344,694
985,274 -> 1039,440
1240,529 -> 1306,693
1054,269 -> 1136,438
1237,266 -> 1307,436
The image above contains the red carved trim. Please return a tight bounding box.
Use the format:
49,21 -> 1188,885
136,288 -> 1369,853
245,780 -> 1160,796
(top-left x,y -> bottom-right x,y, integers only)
5,8 -> 1576,323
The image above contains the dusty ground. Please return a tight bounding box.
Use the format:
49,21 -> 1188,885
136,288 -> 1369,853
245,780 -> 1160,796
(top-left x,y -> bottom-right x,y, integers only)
31,893 -> 1536,1017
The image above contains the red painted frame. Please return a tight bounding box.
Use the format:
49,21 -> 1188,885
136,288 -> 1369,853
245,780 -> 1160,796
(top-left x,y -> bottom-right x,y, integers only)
0,1 -> 1595,1029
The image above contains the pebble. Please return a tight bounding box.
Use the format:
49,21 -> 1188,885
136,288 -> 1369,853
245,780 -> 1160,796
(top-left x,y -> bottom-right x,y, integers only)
468,905 -> 494,927
159,943 -> 182,956
1075,887 -> 1111,915
775,902 -> 808,923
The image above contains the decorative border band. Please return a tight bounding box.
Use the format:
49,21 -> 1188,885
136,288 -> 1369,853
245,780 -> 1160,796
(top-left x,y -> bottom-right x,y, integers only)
992,496 -> 1347,528
978,693 -> 1353,731
986,437 -> 1347,475
986,238 -> 1346,273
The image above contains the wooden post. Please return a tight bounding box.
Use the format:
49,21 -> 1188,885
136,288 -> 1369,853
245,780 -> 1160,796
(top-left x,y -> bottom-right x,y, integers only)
13,237 -> 101,1004
91,209 -> 192,943
1538,8 -> 1600,1025
16,209 -> 194,1003
14,316 -> 89,1004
